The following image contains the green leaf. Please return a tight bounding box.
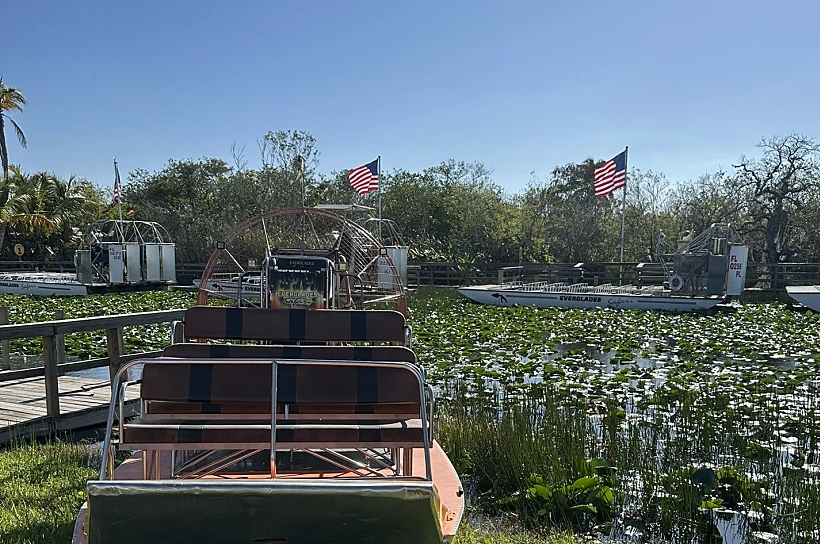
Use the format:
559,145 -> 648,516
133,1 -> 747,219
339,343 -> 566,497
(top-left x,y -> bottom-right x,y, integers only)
596,486 -> 615,506
569,504 -> 598,515
700,498 -> 724,509
527,484 -> 552,500
571,477 -> 597,491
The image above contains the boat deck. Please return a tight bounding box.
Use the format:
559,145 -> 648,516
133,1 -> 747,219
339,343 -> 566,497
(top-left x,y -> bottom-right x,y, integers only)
74,305 -> 464,544
75,442 -> 462,542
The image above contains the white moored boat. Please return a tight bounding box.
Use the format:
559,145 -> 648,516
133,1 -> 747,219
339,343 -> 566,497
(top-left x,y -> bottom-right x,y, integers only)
0,272 -> 89,296
0,220 -> 176,296
786,285 -> 820,312
458,283 -> 726,311
459,223 -> 750,312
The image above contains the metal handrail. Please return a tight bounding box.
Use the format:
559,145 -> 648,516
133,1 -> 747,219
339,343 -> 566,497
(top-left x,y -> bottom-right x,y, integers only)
101,357 -> 433,482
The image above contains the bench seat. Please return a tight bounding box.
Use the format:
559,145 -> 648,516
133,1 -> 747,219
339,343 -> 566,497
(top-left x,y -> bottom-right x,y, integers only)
121,419 -> 425,450
162,344 -> 417,363
144,401 -> 420,419
141,362 -> 421,405
182,307 -> 408,344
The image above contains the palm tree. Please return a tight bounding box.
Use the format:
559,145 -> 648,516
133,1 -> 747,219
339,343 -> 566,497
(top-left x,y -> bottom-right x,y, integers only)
0,166 -> 54,255
41,172 -> 94,257
0,78 -> 28,179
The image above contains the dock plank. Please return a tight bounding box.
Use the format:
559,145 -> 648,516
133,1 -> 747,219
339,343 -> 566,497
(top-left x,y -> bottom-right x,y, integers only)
0,372 -> 141,445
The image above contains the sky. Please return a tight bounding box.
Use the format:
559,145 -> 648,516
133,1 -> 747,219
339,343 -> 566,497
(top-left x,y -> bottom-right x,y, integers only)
4,0 -> 820,196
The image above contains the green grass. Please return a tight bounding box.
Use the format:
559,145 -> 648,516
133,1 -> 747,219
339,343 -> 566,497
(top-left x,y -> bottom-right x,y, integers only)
0,439 -> 583,544
0,441 -> 98,544
456,523 -> 584,544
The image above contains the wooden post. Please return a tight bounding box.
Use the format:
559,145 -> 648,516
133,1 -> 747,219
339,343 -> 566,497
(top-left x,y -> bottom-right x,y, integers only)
106,328 -> 122,386
55,309 -> 66,366
0,307 -> 10,371
42,334 -> 61,417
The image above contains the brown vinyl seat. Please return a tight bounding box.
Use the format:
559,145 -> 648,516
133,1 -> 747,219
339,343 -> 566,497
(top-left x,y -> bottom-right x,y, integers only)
124,359 -> 426,450
162,343 -> 417,364
181,307 -> 408,345
121,419 -> 425,450
124,307 -> 426,453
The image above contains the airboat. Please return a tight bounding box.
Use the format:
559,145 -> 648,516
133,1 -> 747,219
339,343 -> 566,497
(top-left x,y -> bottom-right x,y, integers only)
72,207 -> 463,544
0,220 -> 176,296
459,223 -> 750,311
786,285 -> 820,312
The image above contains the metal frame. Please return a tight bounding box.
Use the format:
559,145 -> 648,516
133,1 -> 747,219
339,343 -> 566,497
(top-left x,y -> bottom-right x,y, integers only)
101,357 -> 433,482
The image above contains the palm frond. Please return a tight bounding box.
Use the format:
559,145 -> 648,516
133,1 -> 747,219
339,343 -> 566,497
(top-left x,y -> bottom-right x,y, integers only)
0,79 -> 27,112
7,212 -> 55,233
7,117 -> 26,148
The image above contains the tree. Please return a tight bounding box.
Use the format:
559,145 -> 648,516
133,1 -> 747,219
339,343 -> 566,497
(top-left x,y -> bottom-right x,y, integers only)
0,78 -> 27,179
623,169 -> 675,261
521,159 -> 619,263
381,169 -> 449,259
42,173 -> 99,258
732,134 -> 820,263
258,130 -> 320,209
419,160 -> 515,262
0,166 -> 56,256
669,171 -> 743,234
126,158 -> 232,262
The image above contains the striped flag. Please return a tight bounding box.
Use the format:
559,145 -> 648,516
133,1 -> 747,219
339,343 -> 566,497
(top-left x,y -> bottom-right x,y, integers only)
113,160 -> 123,204
348,158 -> 379,195
594,150 -> 627,197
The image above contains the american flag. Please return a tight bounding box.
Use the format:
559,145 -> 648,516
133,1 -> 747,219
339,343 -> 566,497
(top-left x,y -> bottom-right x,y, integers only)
113,160 -> 123,204
348,158 -> 379,195
594,150 -> 627,197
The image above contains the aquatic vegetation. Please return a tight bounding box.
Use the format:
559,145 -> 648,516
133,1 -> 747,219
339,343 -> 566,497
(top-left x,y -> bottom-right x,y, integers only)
412,288 -> 820,543
0,291 -> 196,363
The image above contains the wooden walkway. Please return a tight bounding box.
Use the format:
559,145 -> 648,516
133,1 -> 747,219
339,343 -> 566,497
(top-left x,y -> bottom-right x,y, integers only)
0,373 -> 140,444
0,309 -> 186,446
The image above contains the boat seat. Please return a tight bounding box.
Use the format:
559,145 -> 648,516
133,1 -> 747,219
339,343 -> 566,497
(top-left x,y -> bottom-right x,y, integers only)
120,419 -> 425,450
128,359 -> 426,450
138,359 -> 423,423
144,400 -> 419,419
181,306 -> 408,345
153,346 -> 421,418
162,343 -> 417,364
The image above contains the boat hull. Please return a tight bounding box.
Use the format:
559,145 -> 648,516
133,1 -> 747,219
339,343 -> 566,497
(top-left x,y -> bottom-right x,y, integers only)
786,285 -> 820,312
458,285 -> 723,311
79,479 -> 447,544
0,278 -> 88,296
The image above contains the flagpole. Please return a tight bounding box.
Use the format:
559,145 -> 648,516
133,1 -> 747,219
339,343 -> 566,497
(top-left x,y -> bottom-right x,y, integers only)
377,155 -> 382,243
618,146 -> 628,284
114,158 -> 123,224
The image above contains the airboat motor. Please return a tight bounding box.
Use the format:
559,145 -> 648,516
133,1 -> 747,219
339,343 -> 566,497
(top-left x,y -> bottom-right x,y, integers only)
667,223 -> 749,297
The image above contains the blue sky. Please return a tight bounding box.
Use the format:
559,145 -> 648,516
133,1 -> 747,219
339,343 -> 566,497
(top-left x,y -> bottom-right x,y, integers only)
4,0 -> 819,195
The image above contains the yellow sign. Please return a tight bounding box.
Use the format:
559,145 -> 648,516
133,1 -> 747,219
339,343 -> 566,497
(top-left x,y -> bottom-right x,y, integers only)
13,244 -> 25,257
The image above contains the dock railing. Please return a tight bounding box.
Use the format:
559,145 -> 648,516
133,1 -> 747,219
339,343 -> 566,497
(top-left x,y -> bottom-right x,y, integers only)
0,309 -> 187,419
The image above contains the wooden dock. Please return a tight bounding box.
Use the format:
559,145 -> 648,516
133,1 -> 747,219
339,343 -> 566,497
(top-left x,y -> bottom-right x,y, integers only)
0,309 -> 187,445
0,374 -> 141,444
